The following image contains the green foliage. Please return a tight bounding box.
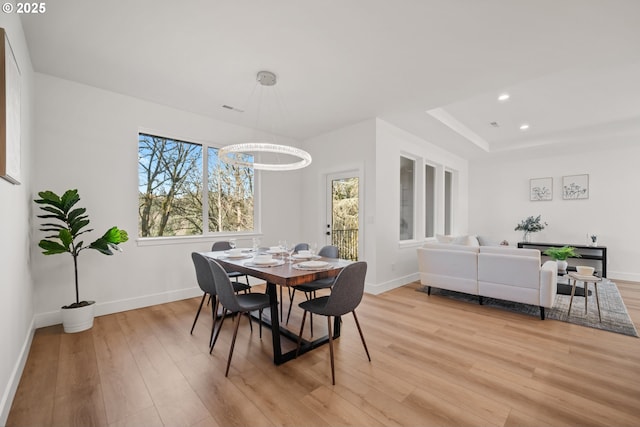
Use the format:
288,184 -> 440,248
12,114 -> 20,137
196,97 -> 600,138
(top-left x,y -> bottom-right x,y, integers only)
543,246 -> 581,261
331,177 -> 359,260
514,215 -> 547,233
34,189 -> 129,304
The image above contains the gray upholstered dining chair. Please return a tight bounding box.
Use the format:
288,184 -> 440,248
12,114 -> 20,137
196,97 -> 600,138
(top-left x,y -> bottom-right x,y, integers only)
211,241 -> 251,288
190,252 -> 254,342
286,245 -> 339,334
295,261 -> 370,385
207,257 -> 271,376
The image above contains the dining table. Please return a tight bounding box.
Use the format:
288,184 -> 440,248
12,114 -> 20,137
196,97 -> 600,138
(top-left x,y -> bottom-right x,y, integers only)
201,249 -> 352,365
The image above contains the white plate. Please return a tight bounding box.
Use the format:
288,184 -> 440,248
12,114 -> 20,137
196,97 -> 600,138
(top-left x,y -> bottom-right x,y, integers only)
298,260 -> 329,268
226,252 -> 249,259
246,259 -> 284,267
292,253 -> 319,260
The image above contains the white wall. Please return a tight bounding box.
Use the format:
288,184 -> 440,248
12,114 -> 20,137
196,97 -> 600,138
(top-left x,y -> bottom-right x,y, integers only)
301,118 -> 377,283
32,73 -> 303,326
469,143 -> 640,281
0,15 -> 35,427
373,119 -> 469,293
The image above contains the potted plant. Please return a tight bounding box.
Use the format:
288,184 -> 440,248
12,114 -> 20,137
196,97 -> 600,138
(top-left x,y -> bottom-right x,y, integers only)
543,246 -> 580,272
34,189 -> 128,333
514,215 -> 547,242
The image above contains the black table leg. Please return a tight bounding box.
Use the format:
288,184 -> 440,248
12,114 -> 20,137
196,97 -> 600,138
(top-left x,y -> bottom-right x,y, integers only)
266,282 -> 284,364
264,282 -> 341,365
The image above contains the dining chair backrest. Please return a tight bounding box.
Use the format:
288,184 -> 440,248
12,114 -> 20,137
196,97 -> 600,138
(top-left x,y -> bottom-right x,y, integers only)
318,245 -> 339,258
211,241 -> 232,251
208,257 -> 243,312
191,252 -> 217,295
294,243 -> 309,252
322,261 -> 367,316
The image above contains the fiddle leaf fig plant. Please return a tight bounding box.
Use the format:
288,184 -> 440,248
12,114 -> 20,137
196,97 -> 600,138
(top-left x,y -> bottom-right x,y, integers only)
35,189 -> 129,308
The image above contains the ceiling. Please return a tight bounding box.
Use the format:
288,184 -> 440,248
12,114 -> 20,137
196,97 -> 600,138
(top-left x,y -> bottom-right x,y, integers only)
20,0 -> 640,160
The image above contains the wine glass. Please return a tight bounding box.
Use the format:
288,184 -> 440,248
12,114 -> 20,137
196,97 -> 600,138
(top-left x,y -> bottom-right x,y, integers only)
288,243 -> 296,263
279,240 -> 287,260
310,242 -> 318,258
229,238 -> 236,250
252,237 -> 260,252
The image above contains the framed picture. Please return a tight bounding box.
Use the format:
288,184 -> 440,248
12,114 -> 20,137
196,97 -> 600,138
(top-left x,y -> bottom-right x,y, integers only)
0,28 -> 21,185
563,174 -> 589,200
530,177 -> 552,201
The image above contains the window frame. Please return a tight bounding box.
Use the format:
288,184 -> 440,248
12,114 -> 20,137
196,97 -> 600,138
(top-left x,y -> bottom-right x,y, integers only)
399,154 -> 418,243
137,129 -> 261,244
397,153 -> 459,246
424,162 -> 437,239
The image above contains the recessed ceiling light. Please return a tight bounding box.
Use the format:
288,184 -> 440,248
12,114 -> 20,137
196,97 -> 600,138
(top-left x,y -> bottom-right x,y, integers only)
519,123 -> 530,130
498,93 -> 510,101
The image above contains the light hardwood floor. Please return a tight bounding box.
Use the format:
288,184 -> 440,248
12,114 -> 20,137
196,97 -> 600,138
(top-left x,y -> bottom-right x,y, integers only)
7,280 -> 640,427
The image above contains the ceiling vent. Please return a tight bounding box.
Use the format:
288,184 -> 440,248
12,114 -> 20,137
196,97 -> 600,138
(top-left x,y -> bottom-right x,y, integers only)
222,104 -> 244,113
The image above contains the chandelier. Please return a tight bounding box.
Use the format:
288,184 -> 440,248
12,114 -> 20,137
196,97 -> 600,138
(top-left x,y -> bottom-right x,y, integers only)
219,71 -> 312,171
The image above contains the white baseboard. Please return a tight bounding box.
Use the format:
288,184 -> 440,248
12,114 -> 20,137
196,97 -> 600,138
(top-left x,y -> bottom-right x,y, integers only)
0,318 -> 35,427
608,271 -> 640,283
365,273 -> 419,295
34,286 -> 203,328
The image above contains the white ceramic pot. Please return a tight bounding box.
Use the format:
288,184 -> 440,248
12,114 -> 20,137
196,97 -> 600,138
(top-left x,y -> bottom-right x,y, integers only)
556,260 -> 568,272
61,301 -> 95,333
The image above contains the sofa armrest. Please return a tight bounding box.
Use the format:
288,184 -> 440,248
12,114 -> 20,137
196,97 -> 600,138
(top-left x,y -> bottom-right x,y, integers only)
539,260 -> 558,308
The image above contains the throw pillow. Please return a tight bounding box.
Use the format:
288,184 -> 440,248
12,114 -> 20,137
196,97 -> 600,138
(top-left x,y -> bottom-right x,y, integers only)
436,234 -> 454,243
477,235 -> 500,246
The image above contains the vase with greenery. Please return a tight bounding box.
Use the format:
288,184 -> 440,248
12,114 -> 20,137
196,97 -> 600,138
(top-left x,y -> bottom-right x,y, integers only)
543,246 -> 580,272
514,215 -> 547,242
35,189 -> 128,332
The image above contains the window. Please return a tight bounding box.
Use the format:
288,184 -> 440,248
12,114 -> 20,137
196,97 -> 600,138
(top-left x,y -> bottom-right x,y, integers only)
424,164 -> 435,238
444,169 -> 453,235
207,147 -> 254,233
138,133 -> 254,237
399,156 -> 415,240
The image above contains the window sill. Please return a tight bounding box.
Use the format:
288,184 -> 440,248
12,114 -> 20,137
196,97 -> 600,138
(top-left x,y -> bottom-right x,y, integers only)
137,233 -> 263,247
398,239 -> 424,249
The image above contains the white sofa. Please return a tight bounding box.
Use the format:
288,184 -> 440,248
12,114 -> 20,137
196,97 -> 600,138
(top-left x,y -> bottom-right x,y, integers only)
417,243 -> 557,319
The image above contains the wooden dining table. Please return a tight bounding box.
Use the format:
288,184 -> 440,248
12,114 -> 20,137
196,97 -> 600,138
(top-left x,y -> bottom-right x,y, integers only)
201,250 -> 351,365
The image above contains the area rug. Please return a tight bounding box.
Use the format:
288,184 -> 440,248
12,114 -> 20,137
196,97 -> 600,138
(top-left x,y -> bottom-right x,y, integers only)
420,280 -> 638,337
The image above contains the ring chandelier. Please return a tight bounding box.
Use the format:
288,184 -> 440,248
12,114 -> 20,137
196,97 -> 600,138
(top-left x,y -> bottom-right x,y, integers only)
219,143 -> 312,171
219,71 -> 312,171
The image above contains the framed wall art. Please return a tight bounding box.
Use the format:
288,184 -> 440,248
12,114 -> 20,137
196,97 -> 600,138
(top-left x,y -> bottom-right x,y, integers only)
530,177 -> 552,201
0,27 -> 21,185
562,174 -> 589,200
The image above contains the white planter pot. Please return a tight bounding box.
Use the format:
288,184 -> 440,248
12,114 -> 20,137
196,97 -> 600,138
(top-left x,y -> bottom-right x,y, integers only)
556,260 -> 568,272
61,301 -> 95,333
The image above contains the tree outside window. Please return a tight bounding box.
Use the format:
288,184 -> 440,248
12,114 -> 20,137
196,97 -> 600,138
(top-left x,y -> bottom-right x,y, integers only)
138,133 -> 254,237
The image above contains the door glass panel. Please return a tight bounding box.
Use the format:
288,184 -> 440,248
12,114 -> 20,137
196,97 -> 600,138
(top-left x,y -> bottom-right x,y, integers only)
331,177 -> 359,260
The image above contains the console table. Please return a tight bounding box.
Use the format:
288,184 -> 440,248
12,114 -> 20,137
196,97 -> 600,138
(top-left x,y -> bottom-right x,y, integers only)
517,242 -> 607,278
